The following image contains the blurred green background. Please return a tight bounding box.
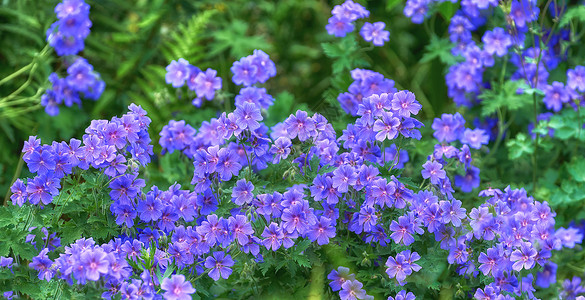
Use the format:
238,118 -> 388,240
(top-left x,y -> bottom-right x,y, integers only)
0,0 -> 453,197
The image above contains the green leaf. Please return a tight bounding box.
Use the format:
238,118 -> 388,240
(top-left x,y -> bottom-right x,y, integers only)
437,1 -> 459,20
420,36 -> 457,65
506,133 -> 534,159
559,5 -> 585,27
480,80 -> 532,117
568,160 -> 585,182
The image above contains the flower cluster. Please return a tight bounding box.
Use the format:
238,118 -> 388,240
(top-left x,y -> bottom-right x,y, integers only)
11,104 -> 152,207
46,0 -> 92,56
230,49 -> 277,86
40,0 -> 105,116
326,0 -> 390,46
11,41 -> 584,299
41,57 -> 105,116
165,58 -> 223,107
337,68 -> 398,116
328,267 -> 373,300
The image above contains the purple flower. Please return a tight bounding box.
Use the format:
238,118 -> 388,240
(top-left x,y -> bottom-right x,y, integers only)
81,248 -> 110,281
193,68 -> 222,100
205,251 -> 234,281
326,15 -> 354,37
231,56 -> 258,86
373,111 -> 400,141
251,49 -> 277,84
386,250 -> 421,285
307,216 -> 336,245
234,102 -> 262,132
360,22 -> 389,46
482,27 -> 512,57
136,192 -> 163,222
332,165 -> 357,193
27,150 -> 56,175
567,66 -> 585,92
536,262 -> 557,288
389,215 -> 415,246
261,222 -> 284,251
327,266 -> 355,292
561,276 -> 585,300
440,199 -> 466,226
421,160 -> 446,185
461,128 -> 489,149
215,147 -> 242,181
161,274 -> 196,300
449,16 -> 473,44
29,248 -> 54,281
165,58 -> 190,88
391,90 -> 421,117
232,179 -> 254,206
556,227 -> 584,248
454,166 -> 480,193
389,290 -> 416,300
510,241 -> 537,271
339,279 -> 367,300
543,81 -> 570,112
10,179 -> 28,207
27,174 -> 60,205
270,137 -> 292,164
284,110 -> 316,142
229,215 -> 254,245
431,113 -> 465,142
404,0 -> 429,24
510,0 -> 539,28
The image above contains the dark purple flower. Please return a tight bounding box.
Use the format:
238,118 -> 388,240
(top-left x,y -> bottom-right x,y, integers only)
536,262 -> 557,288
454,166 -> 480,193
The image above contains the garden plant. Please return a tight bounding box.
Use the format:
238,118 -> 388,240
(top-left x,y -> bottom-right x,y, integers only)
1,0 -> 585,299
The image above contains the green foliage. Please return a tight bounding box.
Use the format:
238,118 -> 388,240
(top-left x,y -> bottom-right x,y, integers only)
479,80 -> 533,117
559,5 -> 585,27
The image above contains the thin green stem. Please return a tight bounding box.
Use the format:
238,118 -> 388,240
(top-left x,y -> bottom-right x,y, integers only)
3,153 -> 25,206
0,64 -> 33,86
